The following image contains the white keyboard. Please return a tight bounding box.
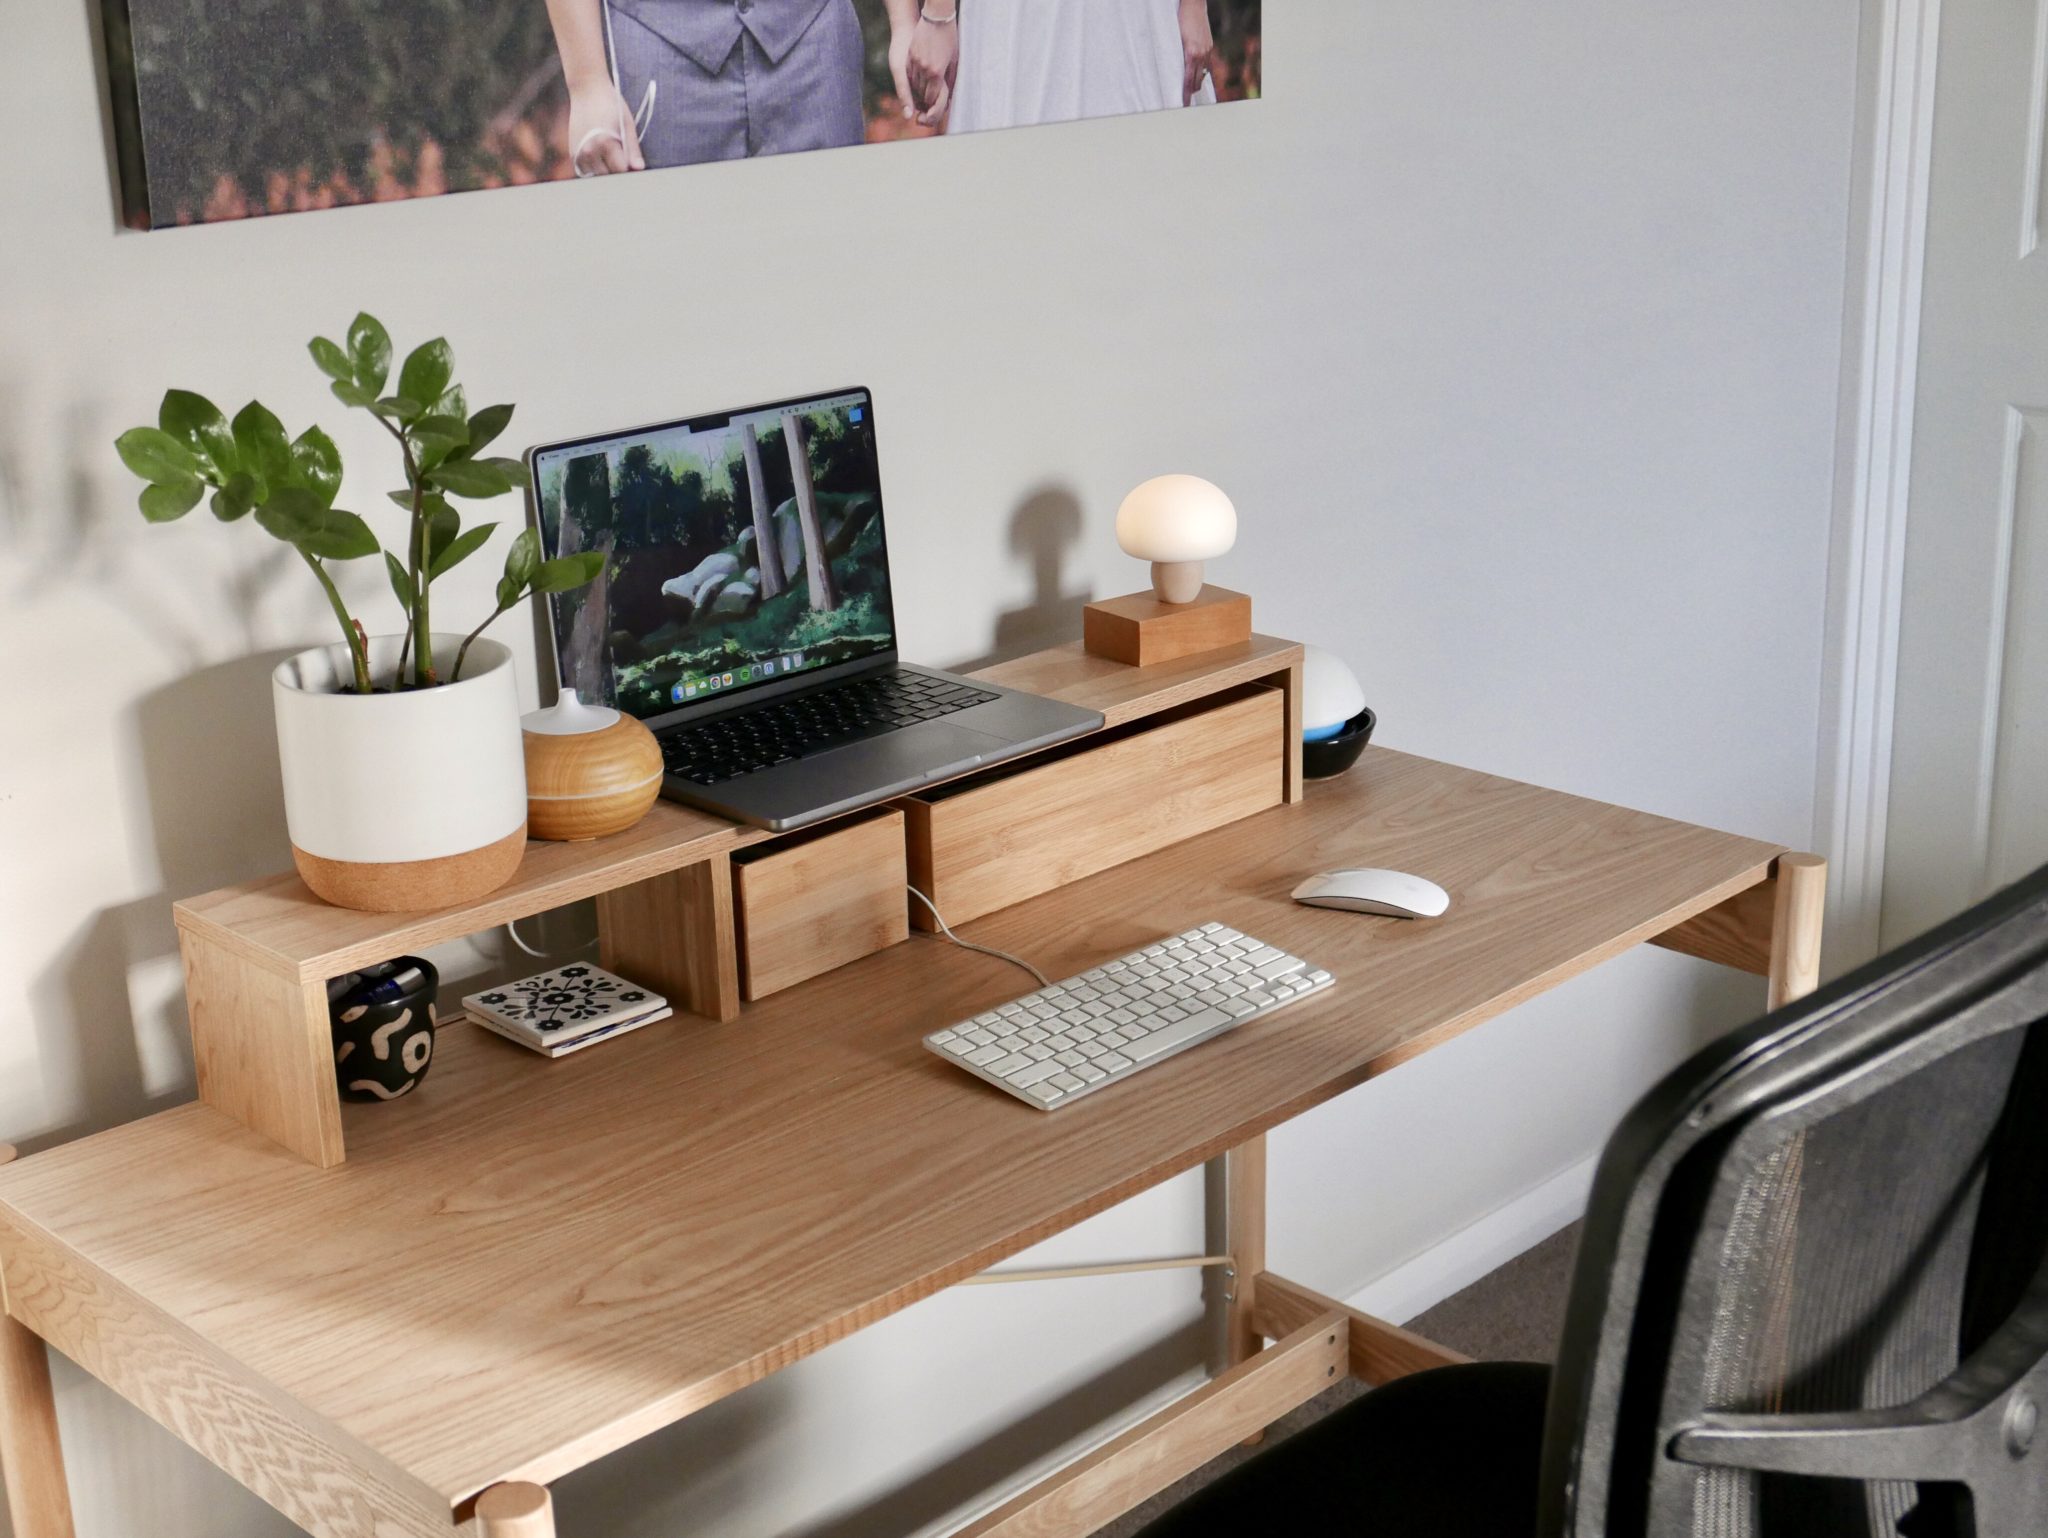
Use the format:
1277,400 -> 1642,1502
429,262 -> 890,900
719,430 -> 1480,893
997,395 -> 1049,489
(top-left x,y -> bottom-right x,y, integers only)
924,923 -> 1332,1110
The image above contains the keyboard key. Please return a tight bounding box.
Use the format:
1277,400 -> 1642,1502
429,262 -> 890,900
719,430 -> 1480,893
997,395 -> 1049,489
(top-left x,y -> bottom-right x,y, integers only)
1125,1008 -> 1231,1060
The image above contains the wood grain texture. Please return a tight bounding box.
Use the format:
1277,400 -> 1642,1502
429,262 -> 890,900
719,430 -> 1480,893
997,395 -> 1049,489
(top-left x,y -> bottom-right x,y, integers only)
1768,852 -> 1828,1008
0,1312 -> 71,1538
735,812 -> 908,1001
1252,1270 -> 1472,1384
0,1149 -> 73,1538
475,1482 -> 554,1537
524,716 -> 663,843
181,930 -> 344,1169
0,749 -> 1781,1505
907,689 -> 1283,929
971,635 -> 1303,732
291,825 -> 528,916
1650,869 -> 1777,975
1278,656 -> 1305,805
178,799 -> 751,983
955,1312 -> 1346,1538
597,853 -> 742,1024
1082,587 -> 1253,668
173,636 -> 1303,985
0,1212 -> 449,1538
1224,1138 -> 1266,1369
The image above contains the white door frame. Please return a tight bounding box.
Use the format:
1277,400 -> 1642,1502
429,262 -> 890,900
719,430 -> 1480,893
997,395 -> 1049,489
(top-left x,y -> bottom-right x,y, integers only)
1815,0 -> 1943,971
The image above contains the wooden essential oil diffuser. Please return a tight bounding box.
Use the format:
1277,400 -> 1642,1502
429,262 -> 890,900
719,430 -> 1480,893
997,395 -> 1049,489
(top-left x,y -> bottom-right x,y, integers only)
521,691 -> 664,842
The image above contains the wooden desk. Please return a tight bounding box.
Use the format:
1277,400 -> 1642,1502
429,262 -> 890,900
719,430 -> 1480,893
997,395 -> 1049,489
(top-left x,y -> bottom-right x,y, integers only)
0,747 -> 1817,1538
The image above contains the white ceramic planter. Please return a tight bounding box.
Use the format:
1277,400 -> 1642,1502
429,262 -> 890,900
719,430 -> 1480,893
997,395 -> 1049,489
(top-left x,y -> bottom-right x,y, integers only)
273,634 -> 527,912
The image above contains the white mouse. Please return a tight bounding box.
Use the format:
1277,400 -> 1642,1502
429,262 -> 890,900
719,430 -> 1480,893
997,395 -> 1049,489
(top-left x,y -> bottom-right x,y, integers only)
1291,868 -> 1451,919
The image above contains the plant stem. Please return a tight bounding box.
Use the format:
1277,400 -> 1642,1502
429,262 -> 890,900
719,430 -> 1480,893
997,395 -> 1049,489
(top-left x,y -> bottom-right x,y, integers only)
379,415 -> 434,688
302,550 -> 372,693
451,601 -> 513,684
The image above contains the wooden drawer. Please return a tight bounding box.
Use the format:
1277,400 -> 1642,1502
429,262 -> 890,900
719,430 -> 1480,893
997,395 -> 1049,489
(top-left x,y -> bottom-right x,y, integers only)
733,809 -> 909,1001
904,685 -> 1284,929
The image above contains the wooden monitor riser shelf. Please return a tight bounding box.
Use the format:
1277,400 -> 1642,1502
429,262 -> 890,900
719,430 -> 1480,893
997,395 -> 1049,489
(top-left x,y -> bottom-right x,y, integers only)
0,726 -> 1822,1538
171,635 -> 1307,1169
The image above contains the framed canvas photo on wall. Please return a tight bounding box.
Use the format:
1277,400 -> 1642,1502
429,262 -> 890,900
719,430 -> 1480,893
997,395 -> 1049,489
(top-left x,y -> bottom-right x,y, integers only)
101,0 -> 1263,228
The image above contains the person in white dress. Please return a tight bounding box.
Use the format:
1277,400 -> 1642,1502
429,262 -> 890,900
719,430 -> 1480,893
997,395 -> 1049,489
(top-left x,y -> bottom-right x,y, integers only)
887,0 -> 1218,134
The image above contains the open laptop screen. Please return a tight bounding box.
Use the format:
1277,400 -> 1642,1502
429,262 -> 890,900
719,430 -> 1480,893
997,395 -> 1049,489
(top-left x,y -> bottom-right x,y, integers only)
530,387 -> 895,721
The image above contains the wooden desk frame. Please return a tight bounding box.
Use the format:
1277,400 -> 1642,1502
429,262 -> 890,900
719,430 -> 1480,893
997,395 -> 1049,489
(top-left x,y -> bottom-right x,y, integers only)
0,634 -> 1824,1537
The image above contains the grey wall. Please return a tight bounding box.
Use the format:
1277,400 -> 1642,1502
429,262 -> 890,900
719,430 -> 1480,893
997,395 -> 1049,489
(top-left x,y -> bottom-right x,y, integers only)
0,4 -> 1859,1534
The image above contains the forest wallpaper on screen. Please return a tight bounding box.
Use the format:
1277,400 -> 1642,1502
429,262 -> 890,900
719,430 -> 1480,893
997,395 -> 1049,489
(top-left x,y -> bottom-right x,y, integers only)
539,405 -> 893,718
102,0 -> 1264,226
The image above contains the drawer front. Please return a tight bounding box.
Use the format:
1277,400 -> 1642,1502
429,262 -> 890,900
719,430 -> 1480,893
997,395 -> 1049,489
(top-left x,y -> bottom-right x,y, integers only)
734,809 -> 909,1001
907,686 -> 1284,928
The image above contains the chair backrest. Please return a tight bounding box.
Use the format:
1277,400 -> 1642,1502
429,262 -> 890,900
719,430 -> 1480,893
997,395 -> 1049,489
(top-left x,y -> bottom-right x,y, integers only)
1541,863 -> 2048,1538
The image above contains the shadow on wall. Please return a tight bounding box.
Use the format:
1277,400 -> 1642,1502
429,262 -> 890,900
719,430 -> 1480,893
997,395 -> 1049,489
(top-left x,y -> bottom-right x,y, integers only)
23,652 -> 296,1152
949,484 -> 1093,674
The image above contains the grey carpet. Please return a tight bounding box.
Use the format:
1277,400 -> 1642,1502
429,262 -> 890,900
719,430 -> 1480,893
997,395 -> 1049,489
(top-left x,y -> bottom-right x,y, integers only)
1096,1223 -> 1582,1536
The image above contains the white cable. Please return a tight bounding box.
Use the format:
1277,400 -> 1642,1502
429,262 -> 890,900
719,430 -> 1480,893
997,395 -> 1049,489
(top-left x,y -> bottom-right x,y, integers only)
505,916 -> 549,959
907,885 -> 1050,988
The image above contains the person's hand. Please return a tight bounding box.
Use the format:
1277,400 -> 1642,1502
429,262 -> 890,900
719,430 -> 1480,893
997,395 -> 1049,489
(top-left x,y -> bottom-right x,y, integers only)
567,77 -> 646,175
889,21 -> 917,117
1179,0 -> 1216,106
906,15 -> 959,127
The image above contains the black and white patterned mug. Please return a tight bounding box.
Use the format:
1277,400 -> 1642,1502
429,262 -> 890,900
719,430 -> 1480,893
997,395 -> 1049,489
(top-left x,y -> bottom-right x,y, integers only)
328,957 -> 439,1103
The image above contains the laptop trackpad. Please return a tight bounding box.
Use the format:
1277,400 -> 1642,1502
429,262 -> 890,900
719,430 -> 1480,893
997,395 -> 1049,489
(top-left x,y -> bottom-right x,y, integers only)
818,720 -> 1007,782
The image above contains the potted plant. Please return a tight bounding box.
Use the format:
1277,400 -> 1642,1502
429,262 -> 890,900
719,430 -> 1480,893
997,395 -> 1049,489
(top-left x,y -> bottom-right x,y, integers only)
115,313 -> 604,912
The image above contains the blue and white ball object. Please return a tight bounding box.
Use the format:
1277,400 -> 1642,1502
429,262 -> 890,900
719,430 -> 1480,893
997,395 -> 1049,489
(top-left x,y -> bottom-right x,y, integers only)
1303,647 -> 1367,742
1301,646 -> 1376,780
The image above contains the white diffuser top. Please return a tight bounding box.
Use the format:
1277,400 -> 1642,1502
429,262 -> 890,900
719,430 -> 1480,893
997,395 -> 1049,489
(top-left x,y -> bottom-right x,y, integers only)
521,689 -> 621,736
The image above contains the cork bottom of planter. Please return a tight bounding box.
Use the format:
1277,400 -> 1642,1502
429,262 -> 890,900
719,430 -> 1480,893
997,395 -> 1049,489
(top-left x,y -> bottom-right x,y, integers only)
292,825 -> 528,913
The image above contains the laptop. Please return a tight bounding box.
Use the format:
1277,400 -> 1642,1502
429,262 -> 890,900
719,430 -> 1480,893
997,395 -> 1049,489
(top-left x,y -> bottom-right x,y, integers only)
527,387 -> 1103,832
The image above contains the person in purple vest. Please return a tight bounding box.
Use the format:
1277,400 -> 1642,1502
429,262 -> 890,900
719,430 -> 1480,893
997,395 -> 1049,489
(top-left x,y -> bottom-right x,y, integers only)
545,0 -> 869,173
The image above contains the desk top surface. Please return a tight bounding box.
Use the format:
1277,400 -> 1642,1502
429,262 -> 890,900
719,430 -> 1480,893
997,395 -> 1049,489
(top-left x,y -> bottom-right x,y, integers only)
0,748 -> 1781,1508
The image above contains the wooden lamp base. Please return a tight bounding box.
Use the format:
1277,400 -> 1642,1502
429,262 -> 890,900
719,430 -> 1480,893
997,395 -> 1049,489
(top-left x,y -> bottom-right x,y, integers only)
1083,586 -> 1252,667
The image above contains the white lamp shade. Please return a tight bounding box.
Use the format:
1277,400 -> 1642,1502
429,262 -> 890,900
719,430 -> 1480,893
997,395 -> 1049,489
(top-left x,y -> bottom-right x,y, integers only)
1115,475 -> 1238,564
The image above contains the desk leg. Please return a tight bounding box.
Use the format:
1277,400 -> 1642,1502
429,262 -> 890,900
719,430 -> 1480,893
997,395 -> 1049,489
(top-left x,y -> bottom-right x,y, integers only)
1223,1135 -> 1268,1445
0,1151 -> 75,1538
477,1482 -> 555,1536
1767,853 -> 1828,1009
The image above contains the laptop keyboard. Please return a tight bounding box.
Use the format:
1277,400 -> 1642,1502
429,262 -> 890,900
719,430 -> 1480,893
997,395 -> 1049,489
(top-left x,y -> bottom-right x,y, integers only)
657,670 -> 999,786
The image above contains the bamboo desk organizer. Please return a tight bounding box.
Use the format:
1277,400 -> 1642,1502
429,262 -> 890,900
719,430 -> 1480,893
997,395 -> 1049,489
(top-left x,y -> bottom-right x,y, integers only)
0,623 -> 1828,1538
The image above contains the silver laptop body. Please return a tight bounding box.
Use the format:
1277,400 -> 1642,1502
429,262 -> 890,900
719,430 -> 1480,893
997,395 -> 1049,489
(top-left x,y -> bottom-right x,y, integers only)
527,387 -> 1101,832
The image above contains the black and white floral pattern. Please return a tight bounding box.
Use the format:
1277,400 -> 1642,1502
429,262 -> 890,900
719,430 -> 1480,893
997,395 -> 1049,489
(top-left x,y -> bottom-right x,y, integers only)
469,965 -> 655,1036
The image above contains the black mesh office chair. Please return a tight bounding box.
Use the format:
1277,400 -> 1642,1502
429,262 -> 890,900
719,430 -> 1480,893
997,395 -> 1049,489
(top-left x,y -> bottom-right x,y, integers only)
1137,862 -> 2048,1538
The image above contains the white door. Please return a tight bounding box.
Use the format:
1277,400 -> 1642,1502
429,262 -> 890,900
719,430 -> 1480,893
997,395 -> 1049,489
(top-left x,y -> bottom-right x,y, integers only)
1882,0 -> 2048,946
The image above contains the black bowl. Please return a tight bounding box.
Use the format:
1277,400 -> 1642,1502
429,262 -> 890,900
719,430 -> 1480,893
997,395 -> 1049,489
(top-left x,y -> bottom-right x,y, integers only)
1302,706 -> 1376,781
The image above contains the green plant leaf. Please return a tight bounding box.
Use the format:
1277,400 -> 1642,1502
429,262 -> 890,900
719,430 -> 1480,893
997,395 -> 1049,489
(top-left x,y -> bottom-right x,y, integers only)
115,426 -> 200,486
430,457 -> 514,499
385,551 -> 415,611
387,489 -> 417,509
138,479 -> 204,522
210,472 -> 258,521
158,390 -> 236,478
258,487 -> 379,560
397,339 -> 453,417
531,551 -> 607,593
410,414 -> 469,455
330,380 -> 375,409
230,401 -> 291,495
308,336 -> 353,384
472,455 -> 531,488
463,403 -> 514,458
495,526 -> 540,608
427,520 -> 496,579
288,426 -> 343,508
424,496 -> 459,562
371,395 -> 424,424
432,384 -> 468,425
347,312 -> 391,395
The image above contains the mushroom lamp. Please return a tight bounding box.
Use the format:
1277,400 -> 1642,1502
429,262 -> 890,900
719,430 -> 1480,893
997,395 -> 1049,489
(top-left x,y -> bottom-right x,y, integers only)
1115,475 -> 1237,604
